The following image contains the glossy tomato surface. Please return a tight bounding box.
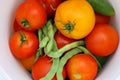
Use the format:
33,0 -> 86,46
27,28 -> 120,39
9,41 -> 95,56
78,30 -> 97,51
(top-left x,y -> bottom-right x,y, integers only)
66,54 -> 98,80
95,13 -> 111,24
32,56 -> 66,80
55,0 -> 95,39
85,24 -> 119,56
37,0 -> 63,18
9,30 -> 39,59
16,0 -> 47,31
54,31 -> 75,49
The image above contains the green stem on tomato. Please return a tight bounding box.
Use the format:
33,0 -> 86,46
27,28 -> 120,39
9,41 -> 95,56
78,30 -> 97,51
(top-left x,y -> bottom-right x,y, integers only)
19,32 -> 27,47
62,20 -> 76,34
20,19 -> 29,28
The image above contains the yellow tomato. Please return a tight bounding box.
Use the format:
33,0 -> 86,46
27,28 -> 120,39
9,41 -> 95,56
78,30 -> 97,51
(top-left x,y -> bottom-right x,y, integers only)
54,0 -> 95,39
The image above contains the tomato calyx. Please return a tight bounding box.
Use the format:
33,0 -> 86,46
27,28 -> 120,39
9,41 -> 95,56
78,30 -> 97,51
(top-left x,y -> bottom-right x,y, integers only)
63,21 -> 76,33
19,32 -> 27,47
20,19 -> 29,28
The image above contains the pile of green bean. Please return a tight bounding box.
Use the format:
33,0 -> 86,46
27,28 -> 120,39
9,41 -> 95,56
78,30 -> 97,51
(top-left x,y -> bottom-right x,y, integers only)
35,20 -> 102,80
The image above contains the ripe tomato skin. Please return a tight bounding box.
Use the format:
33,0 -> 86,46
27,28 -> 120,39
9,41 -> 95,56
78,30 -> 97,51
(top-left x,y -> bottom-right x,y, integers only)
18,54 -> 35,71
32,56 -> 66,80
85,24 -> 119,56
13,19 -> 23,31
95,13 -> 111,24
16,0 -> 47,31
9,30 -> 39,59
66,54 -> 98,80
36,0 -> 63,18
32,56 -> 52,80
54,31 -> 75,49
55,0 -> 95,39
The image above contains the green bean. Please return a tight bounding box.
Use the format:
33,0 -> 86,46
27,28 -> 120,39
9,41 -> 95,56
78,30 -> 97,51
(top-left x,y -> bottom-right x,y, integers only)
52,39 -> 58,51
36,20 -> 57,60
53,24 -> 57,34
35,49 -> 43,61
40,36 -> 49,48
35,29 -> 44,61
77,46 -> 102,70
40,58 -> 59,80
45,39 -> 54,54
47,40 -> 85,58
45,39 -> 58,54
56,48 -> 82,80
45,20 -> 56,54
40,20 -> 60,80
42,25 -> 48,36
38,29 -> 43,46
47,22 -> 54,38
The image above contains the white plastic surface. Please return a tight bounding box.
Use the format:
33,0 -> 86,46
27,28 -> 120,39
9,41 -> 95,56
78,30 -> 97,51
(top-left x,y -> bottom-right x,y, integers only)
0,0 -> 120,80
0,0 -> 32,80
96,0 -> 120,79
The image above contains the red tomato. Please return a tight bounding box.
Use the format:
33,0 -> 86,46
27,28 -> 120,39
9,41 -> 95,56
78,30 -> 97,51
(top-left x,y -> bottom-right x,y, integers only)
32,56 -> 66,80
16,0 -> 47,31
36,0 -> 63,18
13,19 -> 23,31
18,54 -> 35,71
9,30 -> 39,59
95,13 -> 111,24
54,32 -> 75,49
85,24 -> 119,56
66,54 -> 98,80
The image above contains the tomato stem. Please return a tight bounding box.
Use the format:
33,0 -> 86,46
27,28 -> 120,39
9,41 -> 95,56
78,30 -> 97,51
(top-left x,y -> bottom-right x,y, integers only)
63,20 -> 76,33
19,32 -> 27,47
20,19 -> 29,28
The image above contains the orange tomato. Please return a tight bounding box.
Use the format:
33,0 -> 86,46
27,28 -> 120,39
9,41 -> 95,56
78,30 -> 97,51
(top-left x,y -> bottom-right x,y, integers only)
54,0 -> 95,39
66,54 -> 98,80
19,55 -> 35,71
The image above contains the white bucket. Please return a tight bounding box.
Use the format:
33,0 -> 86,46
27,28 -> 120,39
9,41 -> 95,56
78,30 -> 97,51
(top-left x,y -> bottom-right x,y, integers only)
0,0 -> 120,80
